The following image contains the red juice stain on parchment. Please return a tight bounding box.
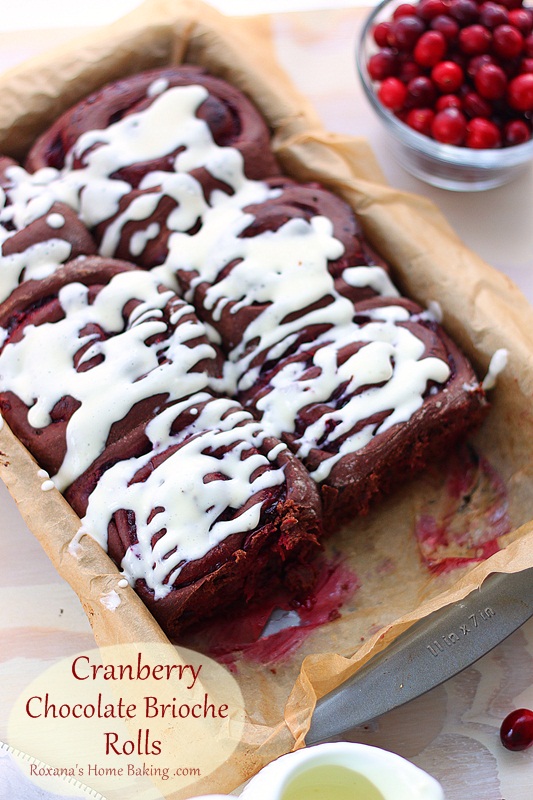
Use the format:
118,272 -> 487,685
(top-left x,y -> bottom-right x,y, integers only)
414,443 -> 511,574
184,560 -> 359,667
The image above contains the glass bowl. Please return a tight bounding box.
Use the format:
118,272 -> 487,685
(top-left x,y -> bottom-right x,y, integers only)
356,0 -> 533,191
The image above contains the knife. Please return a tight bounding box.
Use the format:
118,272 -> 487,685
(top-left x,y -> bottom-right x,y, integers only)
306,567 -> 533,744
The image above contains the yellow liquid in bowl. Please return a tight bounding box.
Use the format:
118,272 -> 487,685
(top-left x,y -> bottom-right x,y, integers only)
280,765 -> 386,800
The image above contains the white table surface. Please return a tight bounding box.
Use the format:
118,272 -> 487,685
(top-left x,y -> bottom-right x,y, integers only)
1,5 -> 533,800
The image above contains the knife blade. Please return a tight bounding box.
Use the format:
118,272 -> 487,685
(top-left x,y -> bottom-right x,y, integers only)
306,567 -> 533,745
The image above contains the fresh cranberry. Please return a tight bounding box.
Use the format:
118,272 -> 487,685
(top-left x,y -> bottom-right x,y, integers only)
373,21 -> 393,48
520,56 -> 533,73
466,116 -> 502,146
368,48 -> 398,81
504,117 -> 531,143
493,24 -> 524,59
475,62 -> 508,98
406,75 -> 437,106
499,0 -> 526,10
479,2 -> 509,29
508,8 -> 533,36
436,93 -> 463,109
366,0 -> 533,149
431,107 -> 468,143
417,0 -> 450,21
378,76 -> 409,110
393,2 -> 419,18
467,53 -> 496,78
406,107 -> 436,134
507,72 -> 533,109
430,14 -> 460,41
397,57 -> 422,82
414,30 -> 447,65
389,15 -> 426,50
500,708 -> 533,751
463,90 -> 493,116
459,24 -> 493,55
432,60 -> 465,91
449,0 -> 479,25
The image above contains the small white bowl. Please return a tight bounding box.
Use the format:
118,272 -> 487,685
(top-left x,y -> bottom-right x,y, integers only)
356,0 -> 533,191
239,742 -> 444,800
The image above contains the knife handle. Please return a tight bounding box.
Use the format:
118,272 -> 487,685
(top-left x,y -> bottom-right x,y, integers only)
306,567 -> 533,745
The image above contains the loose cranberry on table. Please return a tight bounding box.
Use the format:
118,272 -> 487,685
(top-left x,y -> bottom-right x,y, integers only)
365,0 -> 533,148
500,708 -> 533,751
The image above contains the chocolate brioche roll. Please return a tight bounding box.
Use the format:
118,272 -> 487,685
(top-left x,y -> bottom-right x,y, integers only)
0,155 -> 96,301
25,65 -> 281,191
68,395 -> 322,637
0,257 -> 222,491
173,176 -> 397,352
237,296 -> 488,530
0,201 -> 96,303
237,177 -> 392,302
93,173 -> 393,287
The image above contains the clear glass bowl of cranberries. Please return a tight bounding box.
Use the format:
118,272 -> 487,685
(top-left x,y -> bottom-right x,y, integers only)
356,0 -> 533,190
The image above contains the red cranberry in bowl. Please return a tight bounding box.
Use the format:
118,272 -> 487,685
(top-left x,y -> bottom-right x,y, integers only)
393,2 -> 418,18
493,23 -> 525,58
406,74 -> 437,105
378,76 -> 409,109
414,30 -> 447,65
507,71 -> 533,108
432,60 -> 465,91
432,107 -> 468,143
449,0 -> 479,25
416,0 -> 449,21
479,2 -> 509,29
508,7 -> 533,34
436,92 -> 463,109
475,62 -> 508,98
406,106 -> 436,133
368,48 -> 399,80
466,116 -> 502,146
373,20 -> 393,47
389,14 -> 426,49
504,117 -> 531,142
430,14 -> 460,40
357,0 -> 533,187
459,24 -> 493,53
463,90 -> 493,116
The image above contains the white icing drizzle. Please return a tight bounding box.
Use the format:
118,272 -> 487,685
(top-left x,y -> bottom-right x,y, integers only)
80,397 -> 285,600
482,348 -> 508,391
0,270 -> 217,490
46,212 -> 65,229
147,77 -> 170,97
117,578 -> 130,589
0,77 -> 466,593
0,238 -> 73,303
342,265 -> 399,297
100,590 -> 121,611
252,306 -> 451,481
41,479 -> 55,492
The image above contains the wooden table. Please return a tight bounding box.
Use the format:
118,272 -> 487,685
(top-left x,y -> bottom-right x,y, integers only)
1,7 -> 533,800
